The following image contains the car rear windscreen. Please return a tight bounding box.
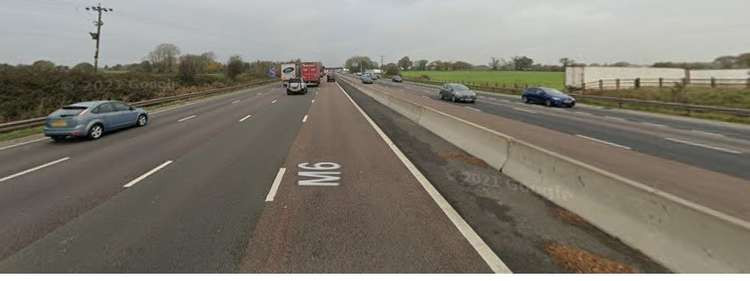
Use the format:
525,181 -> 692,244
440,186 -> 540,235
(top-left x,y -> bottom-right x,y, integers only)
55,106 -> 88,116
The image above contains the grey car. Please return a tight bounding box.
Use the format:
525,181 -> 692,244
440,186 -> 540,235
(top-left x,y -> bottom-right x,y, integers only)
361,75 -> 374,84
439,83 -> 477,103
44,101 -> 149,141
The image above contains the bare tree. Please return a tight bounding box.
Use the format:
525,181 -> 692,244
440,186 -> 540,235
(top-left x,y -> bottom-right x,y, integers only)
489,57 -> 500,70
148,43 -> 181,73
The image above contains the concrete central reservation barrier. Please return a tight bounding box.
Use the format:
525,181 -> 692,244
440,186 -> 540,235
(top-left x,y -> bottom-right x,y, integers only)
338,77 -> 750,273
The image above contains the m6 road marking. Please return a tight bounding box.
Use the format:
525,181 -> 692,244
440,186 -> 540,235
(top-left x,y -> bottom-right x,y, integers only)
297,162 -> 341,186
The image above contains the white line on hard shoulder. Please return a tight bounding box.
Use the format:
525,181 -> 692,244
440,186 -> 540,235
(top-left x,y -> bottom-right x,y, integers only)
177,115 -> 197,122
0,138 -> 50,152
123,160 -> 173,188
465,106 -> 482,112
265,168 -> 286,202
302,115 -> 308,123
0,157 -> 70,183
312,99 -> 316,103
640,122 -> 667,128
239,115 -> 252,122
335,82 -> 512,274
577,135 -> 632,150
690,130 -> 725,138
665,138 -> 741,154
512,107 -> 538,114
272,99 -> 278,104
232,100 -> 241,104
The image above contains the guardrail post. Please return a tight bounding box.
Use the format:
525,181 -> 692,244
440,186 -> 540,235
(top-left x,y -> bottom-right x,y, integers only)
659,78 -> 663,88
599,80 -> 603,90
747,78 -> 750,89
616,79 -> 620,90
711,77 -> 716,88
635,78 -> 641,89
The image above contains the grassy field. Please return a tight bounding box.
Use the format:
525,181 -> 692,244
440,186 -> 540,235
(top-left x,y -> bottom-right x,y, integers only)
401,71 -> 565,89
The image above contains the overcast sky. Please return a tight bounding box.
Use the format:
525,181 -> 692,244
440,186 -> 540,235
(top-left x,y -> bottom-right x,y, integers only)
2,0 -> 749,67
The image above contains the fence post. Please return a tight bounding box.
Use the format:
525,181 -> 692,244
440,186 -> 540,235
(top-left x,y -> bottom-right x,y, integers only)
599,80 -> 603,90
659,78 -> 663,88
616,79 -> 620,90
747,78 -> 750,89
635,78 -> 641,89
711,77 -> 716,88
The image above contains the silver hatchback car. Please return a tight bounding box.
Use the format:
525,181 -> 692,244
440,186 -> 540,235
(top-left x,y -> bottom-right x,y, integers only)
44,101 -> 149,141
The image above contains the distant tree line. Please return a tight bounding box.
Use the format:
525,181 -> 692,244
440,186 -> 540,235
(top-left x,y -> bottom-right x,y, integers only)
386,56 -> 564,72
0,43 -> 285,123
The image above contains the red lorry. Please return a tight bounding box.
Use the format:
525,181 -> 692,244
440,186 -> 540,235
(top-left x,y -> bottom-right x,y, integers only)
301,62 -> 322,87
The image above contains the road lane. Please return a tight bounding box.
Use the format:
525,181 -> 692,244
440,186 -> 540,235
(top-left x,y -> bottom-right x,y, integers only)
386,79 -> 750,141
0,85 -> 314,272
240,81 -> 495,273
0,84 -> 306,265
371,79 -> 750,180
0,83 -> 279,169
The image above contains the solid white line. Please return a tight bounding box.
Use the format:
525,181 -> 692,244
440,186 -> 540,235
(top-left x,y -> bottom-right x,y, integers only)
302,115 -> 308,123
265,168 -> 286,202
604,116 -> 628,122
665,138 -> 742,154
239,115 -> 252,122
271,99 -> 278,104
123,160 -> 173,188
232,100 -> 241,104
0,137 -> 49,151
512,107 -> 538,114
177,115 -> 197,122
640,122 -> 667,128
0,157 -> 70,183
465,106 -> 482,112
577,135 -> 632,150
336,82 -> 511,273
690,130 -> 725,138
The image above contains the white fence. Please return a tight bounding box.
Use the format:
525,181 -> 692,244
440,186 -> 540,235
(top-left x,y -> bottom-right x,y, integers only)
566,66 -> 750,90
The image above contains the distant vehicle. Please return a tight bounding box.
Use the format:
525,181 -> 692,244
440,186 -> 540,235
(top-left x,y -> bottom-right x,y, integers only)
365,70 -> 379,80
439,83 -> 477,103
522,87 -> 576,108
287,78 -> 308,95
44,101 -> 148,141
361,75 -> 374,84
327,70 -> 336,82
301,62 -> 322,87
391,75 -> 403,83
280,63 -> 297,88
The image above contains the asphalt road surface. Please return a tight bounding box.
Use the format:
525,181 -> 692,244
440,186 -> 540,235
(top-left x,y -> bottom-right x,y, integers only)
375,78 -> 750,180
1,75 -> 739,273
0,81 -> 508,273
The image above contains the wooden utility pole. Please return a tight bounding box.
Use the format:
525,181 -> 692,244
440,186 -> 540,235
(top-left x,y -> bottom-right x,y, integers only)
86,3 -> 113,73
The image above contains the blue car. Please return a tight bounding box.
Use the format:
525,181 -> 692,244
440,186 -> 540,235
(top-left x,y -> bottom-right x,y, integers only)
44,101 -> 149,142
521,87 -> 576,108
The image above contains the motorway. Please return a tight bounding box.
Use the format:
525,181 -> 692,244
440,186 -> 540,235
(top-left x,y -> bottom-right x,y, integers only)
0,80 -> 513,272
3,74 -> 745,272
376,79 -> 750,180
342,75 -> 750,222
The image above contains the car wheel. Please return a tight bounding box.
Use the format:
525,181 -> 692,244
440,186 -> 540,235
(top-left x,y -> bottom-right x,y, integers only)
545,100 -> 552,107
137,114 -> 148,127
522,96 -> 529,104
88,124 -> 104,140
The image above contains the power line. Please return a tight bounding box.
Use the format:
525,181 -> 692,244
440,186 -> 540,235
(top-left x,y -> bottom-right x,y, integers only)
85,3 -> 113,73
